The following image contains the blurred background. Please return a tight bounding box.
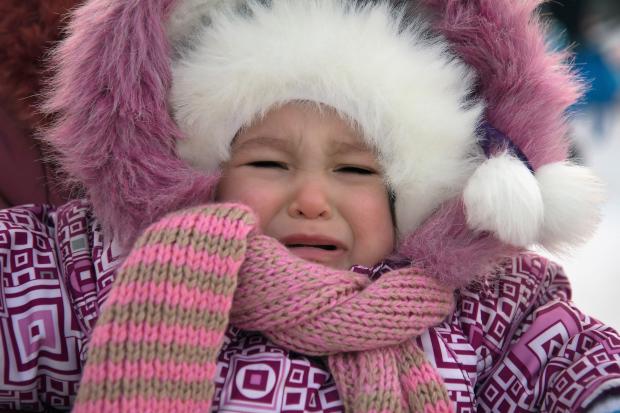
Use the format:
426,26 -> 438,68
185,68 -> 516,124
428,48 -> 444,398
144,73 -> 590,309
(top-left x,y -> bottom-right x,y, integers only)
536,0 -> 620,331
0,0 -> 619,328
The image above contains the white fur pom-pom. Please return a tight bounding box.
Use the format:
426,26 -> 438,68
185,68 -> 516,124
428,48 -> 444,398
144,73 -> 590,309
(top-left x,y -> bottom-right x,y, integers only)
464,152 -> 544,247
536,162 -> 606,253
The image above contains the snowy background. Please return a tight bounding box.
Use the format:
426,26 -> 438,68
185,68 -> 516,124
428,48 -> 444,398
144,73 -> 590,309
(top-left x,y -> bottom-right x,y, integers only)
535,1 -> 620,332
535,106 -> 620,332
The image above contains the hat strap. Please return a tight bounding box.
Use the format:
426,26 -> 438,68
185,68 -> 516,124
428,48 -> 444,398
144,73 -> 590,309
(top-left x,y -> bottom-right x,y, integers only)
479,122 -> 534,173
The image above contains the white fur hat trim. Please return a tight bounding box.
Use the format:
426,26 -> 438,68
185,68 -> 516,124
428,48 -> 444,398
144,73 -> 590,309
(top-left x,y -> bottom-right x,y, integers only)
464,151 -> 544,247
464,151 -> 606,251
536,161 -> 606,253
169,0 -> 483,237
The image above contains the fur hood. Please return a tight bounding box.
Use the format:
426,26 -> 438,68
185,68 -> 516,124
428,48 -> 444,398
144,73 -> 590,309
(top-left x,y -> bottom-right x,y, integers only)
42,0 -> 605,285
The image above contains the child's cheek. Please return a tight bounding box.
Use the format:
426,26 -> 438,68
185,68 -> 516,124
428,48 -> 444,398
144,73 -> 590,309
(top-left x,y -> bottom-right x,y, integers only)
347,183 -> 395,266
216,169 -> 279,235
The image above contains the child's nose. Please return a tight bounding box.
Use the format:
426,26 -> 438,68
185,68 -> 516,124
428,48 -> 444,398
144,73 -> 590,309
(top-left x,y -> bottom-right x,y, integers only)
288,178 -> 332,219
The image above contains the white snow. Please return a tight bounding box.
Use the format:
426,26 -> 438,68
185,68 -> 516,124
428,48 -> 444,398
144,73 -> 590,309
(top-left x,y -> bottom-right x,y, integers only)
534,105 -> 620,331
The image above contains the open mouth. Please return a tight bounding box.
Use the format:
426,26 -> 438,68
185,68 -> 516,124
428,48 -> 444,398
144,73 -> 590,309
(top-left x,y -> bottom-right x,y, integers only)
286,244 -> 337,251
280,236 -> 346,264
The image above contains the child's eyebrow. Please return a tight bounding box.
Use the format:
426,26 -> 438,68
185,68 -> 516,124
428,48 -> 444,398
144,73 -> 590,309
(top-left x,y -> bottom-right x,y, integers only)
232,137 -> 294,153
232,136 -> 374,156
328,141 -> 374,156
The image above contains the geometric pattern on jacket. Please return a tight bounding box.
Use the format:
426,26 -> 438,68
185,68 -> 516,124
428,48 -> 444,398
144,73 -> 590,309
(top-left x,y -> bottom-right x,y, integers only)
211,327 -> 343,412
0,202 -> 123,412
423,256 -> 620,413
0,200 -> 619,412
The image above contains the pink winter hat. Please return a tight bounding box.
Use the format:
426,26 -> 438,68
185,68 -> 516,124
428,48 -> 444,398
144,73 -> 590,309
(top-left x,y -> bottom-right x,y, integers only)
167,0 -> 605,253
42,0 -> 605,285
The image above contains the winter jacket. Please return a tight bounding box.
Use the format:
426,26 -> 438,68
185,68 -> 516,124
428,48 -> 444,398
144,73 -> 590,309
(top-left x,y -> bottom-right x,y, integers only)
1,200 -> 618,413
10,0 -> 614,411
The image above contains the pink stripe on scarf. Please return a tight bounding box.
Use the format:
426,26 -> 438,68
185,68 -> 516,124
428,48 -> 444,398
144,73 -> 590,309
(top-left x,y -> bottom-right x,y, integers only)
423,399 -> 452,413
401,362 -> 445,392
373,351 -> 402,394
121,243 -> 242,275
145,210 -> 254,239
358,410 -> 393,413
80,359 -> 217,384
104,280 -> 232,311
89,320 -> 224,349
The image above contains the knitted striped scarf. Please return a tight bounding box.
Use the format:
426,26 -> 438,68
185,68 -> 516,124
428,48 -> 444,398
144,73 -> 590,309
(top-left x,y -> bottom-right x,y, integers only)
73,204 -> 456,413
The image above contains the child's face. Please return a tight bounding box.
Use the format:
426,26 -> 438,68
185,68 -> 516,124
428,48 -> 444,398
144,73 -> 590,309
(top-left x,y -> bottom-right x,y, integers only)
216,103 -> 394,270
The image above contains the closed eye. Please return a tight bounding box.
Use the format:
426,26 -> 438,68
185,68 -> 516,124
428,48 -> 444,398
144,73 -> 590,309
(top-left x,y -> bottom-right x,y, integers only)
247,161 -> 287,169
335,166 -> 375,175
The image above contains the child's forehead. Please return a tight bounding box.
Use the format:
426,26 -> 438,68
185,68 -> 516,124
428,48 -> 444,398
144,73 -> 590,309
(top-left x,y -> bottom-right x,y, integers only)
232,103 -> 376,156
231,134 -> 375,156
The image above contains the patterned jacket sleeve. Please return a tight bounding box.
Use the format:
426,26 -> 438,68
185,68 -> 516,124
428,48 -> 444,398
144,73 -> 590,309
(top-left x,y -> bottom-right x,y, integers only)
470,254 -> 620,413
0,202 -> 125,412
0,204 -> 84,412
